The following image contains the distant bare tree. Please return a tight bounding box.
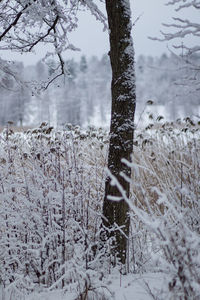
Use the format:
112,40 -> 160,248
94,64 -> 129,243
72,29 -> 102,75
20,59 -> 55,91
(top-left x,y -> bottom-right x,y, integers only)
151,0 -> 200,95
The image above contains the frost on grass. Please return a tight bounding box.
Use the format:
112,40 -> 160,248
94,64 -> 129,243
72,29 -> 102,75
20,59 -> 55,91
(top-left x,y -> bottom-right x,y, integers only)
0,119 -> 199,299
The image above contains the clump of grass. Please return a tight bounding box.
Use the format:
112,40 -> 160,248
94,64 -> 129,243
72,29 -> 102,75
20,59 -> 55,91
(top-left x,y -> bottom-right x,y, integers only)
0,123 -> 110,298
132,118 -> 199,214
124,118 -> 199,298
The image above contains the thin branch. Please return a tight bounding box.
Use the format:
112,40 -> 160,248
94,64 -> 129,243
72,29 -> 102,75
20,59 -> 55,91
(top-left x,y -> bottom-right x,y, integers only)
132,12 -> 144,28
28,15 -> 59,51
0,5 -> 27,41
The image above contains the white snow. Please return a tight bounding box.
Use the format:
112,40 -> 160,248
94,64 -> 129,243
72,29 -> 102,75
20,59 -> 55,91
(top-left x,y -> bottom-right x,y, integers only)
0,272 -> 167,300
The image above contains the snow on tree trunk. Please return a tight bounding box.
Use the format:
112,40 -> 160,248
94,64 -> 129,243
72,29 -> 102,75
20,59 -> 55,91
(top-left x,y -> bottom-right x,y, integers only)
102,0 -> 136,266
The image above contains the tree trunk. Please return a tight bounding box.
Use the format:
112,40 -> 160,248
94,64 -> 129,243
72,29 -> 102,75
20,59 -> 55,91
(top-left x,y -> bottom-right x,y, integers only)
102,0 -> 136,266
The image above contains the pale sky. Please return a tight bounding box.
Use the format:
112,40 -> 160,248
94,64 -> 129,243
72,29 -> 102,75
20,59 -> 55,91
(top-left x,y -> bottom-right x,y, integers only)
1,0 -> 198,65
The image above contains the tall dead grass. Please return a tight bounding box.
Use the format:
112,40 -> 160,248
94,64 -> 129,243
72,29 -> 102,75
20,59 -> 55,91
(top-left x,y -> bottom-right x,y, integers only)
0,120 -> 199,298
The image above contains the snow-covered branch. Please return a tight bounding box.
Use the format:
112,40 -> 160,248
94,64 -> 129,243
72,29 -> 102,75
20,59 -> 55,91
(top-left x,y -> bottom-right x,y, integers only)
151,0 -> 200,56
0,0 -> 107,86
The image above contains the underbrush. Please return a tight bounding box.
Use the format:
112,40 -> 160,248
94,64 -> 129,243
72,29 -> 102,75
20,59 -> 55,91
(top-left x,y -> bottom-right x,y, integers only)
0,119 -> 199,299
124,119 -> 200,299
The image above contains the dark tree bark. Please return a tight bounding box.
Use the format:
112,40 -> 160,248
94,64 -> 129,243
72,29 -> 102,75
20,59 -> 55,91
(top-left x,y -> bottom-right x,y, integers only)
102,0 -> 136,266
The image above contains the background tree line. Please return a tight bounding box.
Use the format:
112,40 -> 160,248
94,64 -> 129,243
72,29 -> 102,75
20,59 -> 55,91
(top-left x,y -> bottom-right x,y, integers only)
1,52 -> 199,128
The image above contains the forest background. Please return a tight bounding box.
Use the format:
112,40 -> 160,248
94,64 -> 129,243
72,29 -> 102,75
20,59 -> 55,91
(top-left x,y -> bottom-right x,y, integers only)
1,52 -> 200,128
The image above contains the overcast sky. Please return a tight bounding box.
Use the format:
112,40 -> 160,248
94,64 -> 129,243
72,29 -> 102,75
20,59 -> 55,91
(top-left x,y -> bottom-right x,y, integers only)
1,0 -> 198,65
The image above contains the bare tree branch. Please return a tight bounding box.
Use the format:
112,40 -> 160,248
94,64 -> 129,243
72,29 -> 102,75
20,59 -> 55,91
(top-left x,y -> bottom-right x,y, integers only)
28,15 -> 59,51
0,5 -> 27,41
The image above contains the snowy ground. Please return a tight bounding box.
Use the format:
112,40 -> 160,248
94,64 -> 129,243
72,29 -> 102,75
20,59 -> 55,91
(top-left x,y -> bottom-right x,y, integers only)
0,273 -> 167,300
111,273 -> 166,300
